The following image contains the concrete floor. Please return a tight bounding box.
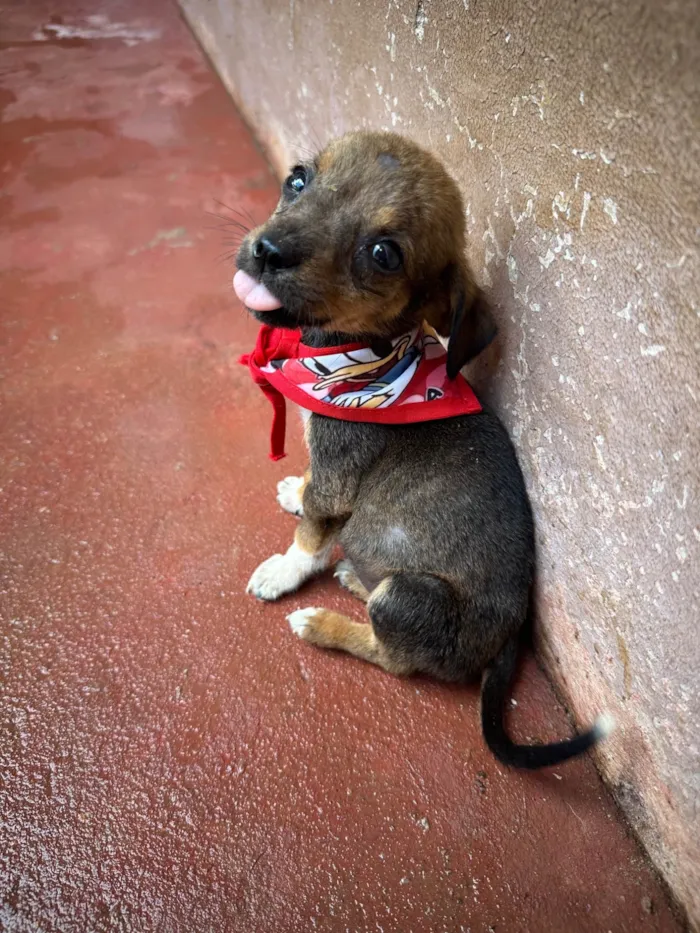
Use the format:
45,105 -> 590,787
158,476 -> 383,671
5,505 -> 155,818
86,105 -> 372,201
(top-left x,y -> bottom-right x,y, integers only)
0,1 -> 685,931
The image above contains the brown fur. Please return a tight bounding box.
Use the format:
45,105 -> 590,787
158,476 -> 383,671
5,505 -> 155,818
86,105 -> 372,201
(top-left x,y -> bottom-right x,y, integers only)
238,129 -> 518,690
294,513 -> 340,555
237,131 -> 494,370
238,131 -> 608,770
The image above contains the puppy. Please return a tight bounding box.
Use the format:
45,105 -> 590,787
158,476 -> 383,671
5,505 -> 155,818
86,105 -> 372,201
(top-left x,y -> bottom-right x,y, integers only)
234,131 -> 612,769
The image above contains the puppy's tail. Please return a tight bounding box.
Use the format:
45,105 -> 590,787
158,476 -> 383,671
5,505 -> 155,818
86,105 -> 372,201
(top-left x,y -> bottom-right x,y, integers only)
481,635 -> 615,770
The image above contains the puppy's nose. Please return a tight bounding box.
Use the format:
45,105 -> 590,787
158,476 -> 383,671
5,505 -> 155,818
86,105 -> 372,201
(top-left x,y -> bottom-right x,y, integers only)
252,235 -> 299,272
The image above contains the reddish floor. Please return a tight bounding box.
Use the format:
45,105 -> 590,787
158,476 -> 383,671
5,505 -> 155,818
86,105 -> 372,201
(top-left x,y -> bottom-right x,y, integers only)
0,2 -> 684,931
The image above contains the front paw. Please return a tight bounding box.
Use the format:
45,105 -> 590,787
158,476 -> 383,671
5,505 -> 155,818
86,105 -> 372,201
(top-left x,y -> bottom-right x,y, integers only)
277,476 -> 304,516
247,554 -> 291,601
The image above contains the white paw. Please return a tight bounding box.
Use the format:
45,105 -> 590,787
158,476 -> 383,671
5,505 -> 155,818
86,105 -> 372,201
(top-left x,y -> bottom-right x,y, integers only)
287,607 -> 320,637
277,476 -> 304,516
247,553 -> 288,601
247,543 -> 329,601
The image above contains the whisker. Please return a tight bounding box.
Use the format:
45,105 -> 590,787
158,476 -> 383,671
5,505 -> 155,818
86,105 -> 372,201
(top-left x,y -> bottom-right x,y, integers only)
205,209 -> 250,226
203,221 -> 247,231
212,199 -> 256,227
215,249 -> 242,265
204,212 -> 250,233
205,228 -> 245,246
238,205 -> 256,225
309,127 -> 324,152
292,142 -> 316,160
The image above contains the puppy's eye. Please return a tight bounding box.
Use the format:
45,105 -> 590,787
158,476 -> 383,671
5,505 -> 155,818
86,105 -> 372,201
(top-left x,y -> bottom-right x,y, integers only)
286,166 -> 307,194
370,240 -> 402,272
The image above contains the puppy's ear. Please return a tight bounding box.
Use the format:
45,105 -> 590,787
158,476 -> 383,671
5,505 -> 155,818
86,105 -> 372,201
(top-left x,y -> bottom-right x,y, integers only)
427,262 -> 497,379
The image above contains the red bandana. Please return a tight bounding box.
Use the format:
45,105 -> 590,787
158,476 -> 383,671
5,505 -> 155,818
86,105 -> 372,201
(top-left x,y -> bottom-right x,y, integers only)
240,323 -> 482,460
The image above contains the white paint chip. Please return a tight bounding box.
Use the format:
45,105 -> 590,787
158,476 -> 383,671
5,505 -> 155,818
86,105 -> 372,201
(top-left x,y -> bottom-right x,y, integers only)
602,197 -> 618,224
507,255 -> 519,284
580,191 -> 591,231
414,1 -> 427,42
614,301 -> 633,322
594,435 -> 607,471
552,191 -> 571,221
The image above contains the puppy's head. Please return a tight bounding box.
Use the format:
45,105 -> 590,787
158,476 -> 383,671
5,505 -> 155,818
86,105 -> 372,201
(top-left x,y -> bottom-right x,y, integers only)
235,131 -> 495,376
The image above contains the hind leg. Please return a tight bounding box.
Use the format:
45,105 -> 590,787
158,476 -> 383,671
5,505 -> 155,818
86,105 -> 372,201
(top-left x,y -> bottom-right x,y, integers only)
287,572 -> 471,680
287,603 -> 411,675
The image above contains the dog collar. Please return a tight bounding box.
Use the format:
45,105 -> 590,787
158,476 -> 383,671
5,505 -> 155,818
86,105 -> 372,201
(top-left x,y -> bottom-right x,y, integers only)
239,323 -> 482,460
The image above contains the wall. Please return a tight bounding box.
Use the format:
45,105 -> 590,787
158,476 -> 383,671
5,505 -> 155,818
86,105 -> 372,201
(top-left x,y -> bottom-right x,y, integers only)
179,0 -> 699,924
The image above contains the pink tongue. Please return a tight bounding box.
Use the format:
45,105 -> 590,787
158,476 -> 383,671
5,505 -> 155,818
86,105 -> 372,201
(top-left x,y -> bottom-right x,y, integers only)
233,269 -> 283,312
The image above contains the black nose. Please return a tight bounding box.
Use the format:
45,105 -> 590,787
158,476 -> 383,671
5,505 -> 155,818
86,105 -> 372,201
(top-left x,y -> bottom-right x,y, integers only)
252,235 -> 299,272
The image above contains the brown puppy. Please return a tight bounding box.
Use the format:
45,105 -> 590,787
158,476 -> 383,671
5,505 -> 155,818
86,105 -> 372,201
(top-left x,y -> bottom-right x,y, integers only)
236,131 -> 612,768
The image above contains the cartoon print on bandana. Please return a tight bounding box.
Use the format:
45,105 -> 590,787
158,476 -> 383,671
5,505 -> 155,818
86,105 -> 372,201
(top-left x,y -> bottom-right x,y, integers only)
298,334 -> 421,410
402,326 -> 450,404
